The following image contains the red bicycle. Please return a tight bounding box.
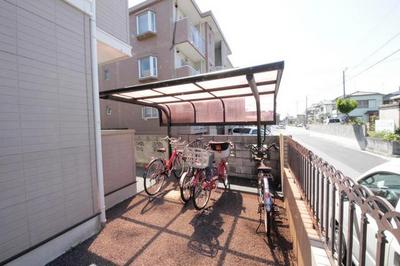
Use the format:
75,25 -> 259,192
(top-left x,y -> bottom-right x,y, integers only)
143,136 -> 186,196
185,141 -> 232,210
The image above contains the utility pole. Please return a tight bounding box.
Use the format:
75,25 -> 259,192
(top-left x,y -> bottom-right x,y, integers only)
342,68 -> 347,98
305,95 -> 308,125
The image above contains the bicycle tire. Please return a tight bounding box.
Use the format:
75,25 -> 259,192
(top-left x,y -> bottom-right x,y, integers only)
265,208 -> 271,236
179,170 -> 193,203
192,171 -> 210,210
144,159 -> 165,196
221,163 -> 229,190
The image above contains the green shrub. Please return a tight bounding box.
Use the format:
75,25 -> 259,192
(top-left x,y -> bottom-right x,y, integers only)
383,133 -> 400,142
336,98 -> 358,117
350,117 -> 365,125
368,130 -> 400,142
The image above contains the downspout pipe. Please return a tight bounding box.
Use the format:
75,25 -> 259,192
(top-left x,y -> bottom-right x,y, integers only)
90,0 -> 106,224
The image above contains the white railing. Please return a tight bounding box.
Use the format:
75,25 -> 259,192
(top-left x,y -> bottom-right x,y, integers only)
189,26 -> 205,55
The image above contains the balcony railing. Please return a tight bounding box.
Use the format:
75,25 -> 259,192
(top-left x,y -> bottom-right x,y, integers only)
175,18 -> 205,59
189,25 -> 205,55
175,64 -> 201,78
286,137 -> 400,266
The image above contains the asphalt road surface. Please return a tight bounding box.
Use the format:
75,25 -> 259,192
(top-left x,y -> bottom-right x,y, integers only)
283,126 -> 388,179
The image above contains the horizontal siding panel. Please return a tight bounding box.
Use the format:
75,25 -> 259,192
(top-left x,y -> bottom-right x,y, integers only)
0,232 -> 30,262
0,0 -> 97,262
16,0 -> 56,23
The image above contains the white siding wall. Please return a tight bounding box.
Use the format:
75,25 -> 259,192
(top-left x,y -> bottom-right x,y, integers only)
96,0 -> 129,43
0,0 -> 97,262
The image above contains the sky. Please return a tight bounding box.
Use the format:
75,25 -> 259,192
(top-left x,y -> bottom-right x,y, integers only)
129,0 -> 400,117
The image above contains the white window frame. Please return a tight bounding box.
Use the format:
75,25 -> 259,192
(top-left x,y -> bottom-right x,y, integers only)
138,56 -> 158,79
136,10 -> 156,36
142,106 -> 159,120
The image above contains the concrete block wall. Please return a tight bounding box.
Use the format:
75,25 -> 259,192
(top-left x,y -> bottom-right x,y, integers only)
134,134 -> 281,180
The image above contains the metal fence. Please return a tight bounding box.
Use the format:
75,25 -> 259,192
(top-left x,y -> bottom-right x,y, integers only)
286,137 -> 400,266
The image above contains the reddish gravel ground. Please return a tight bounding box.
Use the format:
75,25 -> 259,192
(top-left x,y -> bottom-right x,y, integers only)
48,181 -> 296,266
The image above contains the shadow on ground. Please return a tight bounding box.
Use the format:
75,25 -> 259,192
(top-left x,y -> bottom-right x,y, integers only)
48,180 -> 296,266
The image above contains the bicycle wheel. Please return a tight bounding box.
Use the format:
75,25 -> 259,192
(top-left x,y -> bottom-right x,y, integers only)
219,164 -> 229,189
257,175 -> 264,204
179,170 -> 193,203
192,171 -> 211,210
144,159 -> 165,196
172,153 -> 185,178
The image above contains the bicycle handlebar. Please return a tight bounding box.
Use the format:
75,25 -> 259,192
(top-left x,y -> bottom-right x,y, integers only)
161,136 -> 183,145
248,143 -> 279,159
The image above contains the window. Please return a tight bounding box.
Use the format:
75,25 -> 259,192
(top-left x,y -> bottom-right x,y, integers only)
359,172 -> 400,207
369,99 -> 376,108
142,107 -> 159,119
138,56 -> 157,79
104,68 -> 110,80
357,100 -> 369,108
136,10 -> 156,36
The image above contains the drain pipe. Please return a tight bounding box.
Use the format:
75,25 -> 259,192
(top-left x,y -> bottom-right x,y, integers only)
90,0 -> 106,224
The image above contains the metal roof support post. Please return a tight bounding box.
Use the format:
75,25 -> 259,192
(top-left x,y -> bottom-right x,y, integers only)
247,74 -> 261,150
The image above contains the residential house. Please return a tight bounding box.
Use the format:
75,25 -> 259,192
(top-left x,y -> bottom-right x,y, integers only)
341,91 -> 384,122
306,100 -> 336,123
98,0 -> 233,135
0,0 -> 131,265
379,89 -> 400,129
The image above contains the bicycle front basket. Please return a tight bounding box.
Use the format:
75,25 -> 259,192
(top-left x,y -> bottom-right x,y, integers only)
183,147 -> 212,169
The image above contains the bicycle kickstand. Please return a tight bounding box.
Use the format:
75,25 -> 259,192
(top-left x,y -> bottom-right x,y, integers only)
255,203 -> 263,234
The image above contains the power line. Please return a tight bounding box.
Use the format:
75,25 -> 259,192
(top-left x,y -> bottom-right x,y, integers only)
349,30 -> 400,70
348,1 -> 400,55
348,47 -> 400,81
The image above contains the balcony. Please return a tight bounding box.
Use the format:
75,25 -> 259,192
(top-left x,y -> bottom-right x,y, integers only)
96,0 -> 132,64
176,64 -> 201,78
175,18 -> 205,62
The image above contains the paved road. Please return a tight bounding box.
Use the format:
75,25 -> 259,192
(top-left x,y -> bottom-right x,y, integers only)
283,126 -> 388,178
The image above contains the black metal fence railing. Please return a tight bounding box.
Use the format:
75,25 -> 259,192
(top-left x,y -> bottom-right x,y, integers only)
286,137 -> 400,266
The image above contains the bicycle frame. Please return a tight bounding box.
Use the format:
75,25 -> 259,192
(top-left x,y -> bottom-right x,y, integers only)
191,159 -> 227,190
164,147 -> 178,172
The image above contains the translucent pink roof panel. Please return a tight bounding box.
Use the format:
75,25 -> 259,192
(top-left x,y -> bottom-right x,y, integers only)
193,100 -> 223,123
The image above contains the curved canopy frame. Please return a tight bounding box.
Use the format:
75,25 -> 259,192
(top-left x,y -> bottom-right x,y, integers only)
100,61 -> 284,148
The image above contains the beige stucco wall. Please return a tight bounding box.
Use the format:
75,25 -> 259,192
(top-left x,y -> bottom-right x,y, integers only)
379,103 -> 400,128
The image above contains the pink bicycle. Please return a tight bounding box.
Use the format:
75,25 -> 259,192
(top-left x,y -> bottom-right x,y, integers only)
183,141 -> 232,210
143,136 -> 186,196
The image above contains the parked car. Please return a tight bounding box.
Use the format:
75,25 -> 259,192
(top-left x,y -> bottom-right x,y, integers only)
230,126 -> 270,136
277,123 -> 286,129
325,117 -> 341,124
336,161 -> 400,265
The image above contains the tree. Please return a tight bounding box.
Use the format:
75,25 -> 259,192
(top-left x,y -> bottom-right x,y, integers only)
336,98 -> 358,119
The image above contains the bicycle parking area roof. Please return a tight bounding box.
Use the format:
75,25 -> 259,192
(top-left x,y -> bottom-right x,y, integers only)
100,61 -> 284,127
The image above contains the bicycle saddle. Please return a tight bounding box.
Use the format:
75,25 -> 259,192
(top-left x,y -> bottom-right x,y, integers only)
157,147 -> 166,153
209,141 -> 230,151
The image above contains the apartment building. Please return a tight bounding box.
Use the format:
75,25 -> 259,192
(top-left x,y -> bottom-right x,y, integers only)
99,0 -> 233,135
0,0 -> 131,265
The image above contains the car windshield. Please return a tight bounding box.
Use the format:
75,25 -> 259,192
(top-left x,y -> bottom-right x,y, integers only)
359,172 -> 400,208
